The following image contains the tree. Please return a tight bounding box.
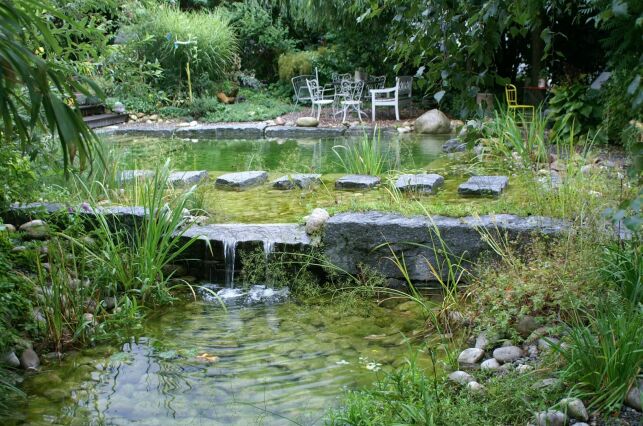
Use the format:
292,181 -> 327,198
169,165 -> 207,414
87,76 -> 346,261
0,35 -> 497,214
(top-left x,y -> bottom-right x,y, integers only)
0,0 -> 101,171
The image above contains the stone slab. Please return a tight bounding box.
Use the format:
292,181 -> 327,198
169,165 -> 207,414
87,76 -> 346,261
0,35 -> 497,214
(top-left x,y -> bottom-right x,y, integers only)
395,174 -> 444,194
215,171 -> 268,190
265,126 -> 345,139
458,176 -> 509,196
323,211 -> 568,283
168,171 -> 209,187
272,174 -> 322,190
175,123 -> 266,139
335,175 -> 381,190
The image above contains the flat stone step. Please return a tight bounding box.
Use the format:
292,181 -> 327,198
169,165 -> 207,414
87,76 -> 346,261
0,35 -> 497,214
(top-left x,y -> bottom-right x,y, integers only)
458,176 -> 509,196
272,174 -> 322,190
395,173 -> 444,194
168,171 -> 209,187
215,171 -> 268,190
335,174 -> 381,190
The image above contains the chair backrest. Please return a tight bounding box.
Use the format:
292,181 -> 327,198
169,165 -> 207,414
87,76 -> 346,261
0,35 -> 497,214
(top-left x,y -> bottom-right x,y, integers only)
396,76 -> 413,99
292,75 -> 314,100
367,75 -> 386,91
340,80 -> 364,101
505,84 -> 518,106
306,78 -> 324,101
332,72 -> 352,84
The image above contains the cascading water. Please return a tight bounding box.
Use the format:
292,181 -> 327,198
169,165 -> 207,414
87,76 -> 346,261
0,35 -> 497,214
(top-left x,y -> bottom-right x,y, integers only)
223,238 -> 237,287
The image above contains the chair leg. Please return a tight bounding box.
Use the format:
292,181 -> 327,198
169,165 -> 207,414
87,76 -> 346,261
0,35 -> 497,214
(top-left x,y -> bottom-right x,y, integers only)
372,105 -> 376,122
395,104 -> 400,121
317,105 -> 322,120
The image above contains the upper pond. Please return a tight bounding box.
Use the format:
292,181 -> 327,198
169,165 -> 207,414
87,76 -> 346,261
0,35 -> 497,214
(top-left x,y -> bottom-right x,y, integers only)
103,134 -> 476,224
9,297 -> 430,425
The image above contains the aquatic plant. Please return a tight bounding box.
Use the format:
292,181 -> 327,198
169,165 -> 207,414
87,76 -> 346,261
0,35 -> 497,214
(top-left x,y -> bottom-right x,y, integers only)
333,132 -> 388,176
553,304 -> 643,413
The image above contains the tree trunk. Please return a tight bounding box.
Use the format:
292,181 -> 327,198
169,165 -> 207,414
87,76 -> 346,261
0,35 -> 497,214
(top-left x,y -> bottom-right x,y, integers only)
530,18 -> 544,85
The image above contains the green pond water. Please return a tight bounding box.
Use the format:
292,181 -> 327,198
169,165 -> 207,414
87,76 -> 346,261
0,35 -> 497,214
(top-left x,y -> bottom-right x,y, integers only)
10,299 -> 432,425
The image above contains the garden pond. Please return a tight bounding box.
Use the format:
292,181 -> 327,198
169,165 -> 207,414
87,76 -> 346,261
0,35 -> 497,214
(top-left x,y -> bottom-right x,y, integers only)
104,134 -> 522,223
8,295 -> 433,425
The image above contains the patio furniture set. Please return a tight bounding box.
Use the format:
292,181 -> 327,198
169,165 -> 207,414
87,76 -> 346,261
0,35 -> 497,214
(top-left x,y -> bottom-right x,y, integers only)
292,70 -> 413,122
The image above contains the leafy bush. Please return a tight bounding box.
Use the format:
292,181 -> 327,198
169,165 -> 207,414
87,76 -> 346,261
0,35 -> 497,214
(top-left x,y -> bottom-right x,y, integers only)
278,50 -> 318,82
548,79 -> 605,143
600,239 -> 642,306
0,145 -> 37,212
131,6 -> 238,96
225,0 -> 295,81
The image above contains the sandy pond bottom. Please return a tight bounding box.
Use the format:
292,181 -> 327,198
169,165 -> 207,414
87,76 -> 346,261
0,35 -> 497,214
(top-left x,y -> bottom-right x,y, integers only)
9,297 -> 430,425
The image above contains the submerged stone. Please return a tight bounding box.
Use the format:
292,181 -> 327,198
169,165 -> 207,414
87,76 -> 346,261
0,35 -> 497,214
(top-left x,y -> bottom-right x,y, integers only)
458,176 -> 509,196
272,174 -> 322,190
335,175 -> 380,190
215,171 -> 268,190
168,170 -> 209,187
395,173 -> 444,194
442,138 -> 466,153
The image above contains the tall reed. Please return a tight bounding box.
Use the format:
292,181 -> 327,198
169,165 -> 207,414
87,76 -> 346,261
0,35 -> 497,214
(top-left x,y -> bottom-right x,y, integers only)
333,131 -> 388,176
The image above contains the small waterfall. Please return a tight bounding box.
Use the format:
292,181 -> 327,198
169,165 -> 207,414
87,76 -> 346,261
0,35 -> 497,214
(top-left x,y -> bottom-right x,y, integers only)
223,239 -> 237,287
263,240 -> 275,285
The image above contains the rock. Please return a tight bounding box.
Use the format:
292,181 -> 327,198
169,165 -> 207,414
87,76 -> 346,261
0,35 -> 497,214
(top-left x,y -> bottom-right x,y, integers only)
189,120 -> 198,126
215,171 -> 268,190
516,364 -> 532,374
322,212 -> 568,282
516,315 -> 539,338
397,126 -> 412,134
82,313 -> 95,324
450,119 -> 465,132
415,109 -> 451,134
492,346 -> 523,364
84,299 -> 97,314
475,332 -> 494,350
113,102 -> 125,113
20,348 -> 40,370
335,175 -> 381,191
305,208 -> 330,235
625,380 -> 642,411
3,351 -> 20,368
442,138 -> 467,153
448,370 -> 474,385
480,358 -> 501,370
149,114 -> 158,121
395,174 -> 444,194
19,220 -> 49,239
466,381 -> 485,393
526,326 -> 550,343
535,410 -> 567,426
11,245 -> 27,253
560,397 -> 588,421
1,224 -> 16,232
458,176 -> 509,197
458,348 -> 485,365
103,296 -> 116,310
272,174 -> 322,190
117,170 -> 154,183
295,117 -> 319,127
537,337 -> 559,352
275,117 -> 286,125
167,171 -> 209,187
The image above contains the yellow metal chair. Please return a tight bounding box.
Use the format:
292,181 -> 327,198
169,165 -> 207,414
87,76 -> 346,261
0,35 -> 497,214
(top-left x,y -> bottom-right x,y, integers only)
505,84 -> 534,122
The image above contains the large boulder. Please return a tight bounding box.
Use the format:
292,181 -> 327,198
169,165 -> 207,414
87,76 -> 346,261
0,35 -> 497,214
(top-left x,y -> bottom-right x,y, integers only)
415,109 -> 451,134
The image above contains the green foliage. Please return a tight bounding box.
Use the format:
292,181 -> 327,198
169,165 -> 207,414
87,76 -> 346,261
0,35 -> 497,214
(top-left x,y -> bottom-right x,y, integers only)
328,355 -> 563,425
0,0 -> 101,171
131,5 -> 238,96
554,304 -> 643,413
548,80 -> 605,142
278,50 -> 318,82
600,239 -> 642,306
332,132 -> 388,176
225,0 -> 295,81
202,89 -> 298,122
0,145 -> 37,212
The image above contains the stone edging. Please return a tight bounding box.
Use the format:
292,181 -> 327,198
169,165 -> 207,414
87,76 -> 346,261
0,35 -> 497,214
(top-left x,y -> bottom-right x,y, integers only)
96,122 -> 400,139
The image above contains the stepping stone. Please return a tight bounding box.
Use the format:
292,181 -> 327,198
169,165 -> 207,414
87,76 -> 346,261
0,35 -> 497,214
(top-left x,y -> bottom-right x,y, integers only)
168,171 -> 209,187
395,173 -> 444,194
272,174 -> 322,190
335,175 -> 381,191
117,170 -> 154,183
215,171 -> 268,190
458,176 -> 509,196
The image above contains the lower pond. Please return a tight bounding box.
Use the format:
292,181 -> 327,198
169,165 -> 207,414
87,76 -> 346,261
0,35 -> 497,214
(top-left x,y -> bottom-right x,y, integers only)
9,295 -> 430,425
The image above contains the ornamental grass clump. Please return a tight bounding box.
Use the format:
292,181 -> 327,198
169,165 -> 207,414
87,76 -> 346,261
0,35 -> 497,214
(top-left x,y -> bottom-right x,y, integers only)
333,132 -> 388,176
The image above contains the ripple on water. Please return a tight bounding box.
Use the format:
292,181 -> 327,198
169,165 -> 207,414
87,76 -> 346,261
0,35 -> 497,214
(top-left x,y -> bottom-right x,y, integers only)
11,298 -> 434,425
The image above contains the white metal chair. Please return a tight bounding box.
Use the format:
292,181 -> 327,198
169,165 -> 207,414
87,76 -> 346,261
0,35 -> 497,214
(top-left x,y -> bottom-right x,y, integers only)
306,79 -> 334,119
291,75 -> 314,104
339,80 -> 367,122
370,76 -> 413,121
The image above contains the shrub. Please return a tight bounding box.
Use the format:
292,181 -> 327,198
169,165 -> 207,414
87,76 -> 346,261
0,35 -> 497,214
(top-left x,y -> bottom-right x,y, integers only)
0,145 -> 37,212
131,6 -> 238,96
278,50 -> 318,82
225,0 -> 295,81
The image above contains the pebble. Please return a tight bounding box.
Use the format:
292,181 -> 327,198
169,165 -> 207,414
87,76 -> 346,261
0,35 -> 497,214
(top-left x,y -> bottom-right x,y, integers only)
447,370 -> 474,385
466,381 -> 485,393
560,397 -> 588,421
492,346 -> 523,364
474,331 -> 492,350
1,224 -> 16,232
19,220 -> 50,239
625,380 -> 642,411
480,358 -> 501,370
537,337 -> 559,352
535,410 -> 567,426
457,348 -> 485,365
516,364 -> 533,374
3,351 -> 20,368
20,348 -> 40,370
